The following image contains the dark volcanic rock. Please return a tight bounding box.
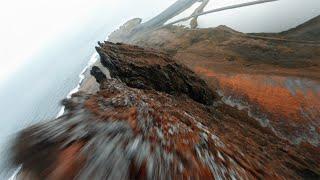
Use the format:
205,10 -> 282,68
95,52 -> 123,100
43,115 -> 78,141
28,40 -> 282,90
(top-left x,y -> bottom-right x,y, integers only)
95,41 -> 215,105
90,66 -> 107,84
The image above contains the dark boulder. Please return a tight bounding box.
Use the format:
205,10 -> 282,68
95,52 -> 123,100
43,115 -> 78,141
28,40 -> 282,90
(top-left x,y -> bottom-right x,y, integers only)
90,66 -> 107,84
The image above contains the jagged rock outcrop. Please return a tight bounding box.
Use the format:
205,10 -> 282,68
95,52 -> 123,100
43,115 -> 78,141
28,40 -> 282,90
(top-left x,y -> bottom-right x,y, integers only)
10,43 -> 320,179
90,66 -> 107,84
95,41 -> 215,105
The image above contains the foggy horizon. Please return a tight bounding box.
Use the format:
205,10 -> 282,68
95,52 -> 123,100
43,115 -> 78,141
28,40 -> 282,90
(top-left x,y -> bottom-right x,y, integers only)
0,0 -> 319,85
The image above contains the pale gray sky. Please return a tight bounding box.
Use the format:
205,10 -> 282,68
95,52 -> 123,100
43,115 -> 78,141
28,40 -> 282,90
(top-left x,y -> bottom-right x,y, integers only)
200,0 -> 320,32
0,0 -> 173,84
0,0 -> 319,84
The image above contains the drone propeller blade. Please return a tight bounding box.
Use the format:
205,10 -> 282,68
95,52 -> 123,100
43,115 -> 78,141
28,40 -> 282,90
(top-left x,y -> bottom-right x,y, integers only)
165,0 -> 279,26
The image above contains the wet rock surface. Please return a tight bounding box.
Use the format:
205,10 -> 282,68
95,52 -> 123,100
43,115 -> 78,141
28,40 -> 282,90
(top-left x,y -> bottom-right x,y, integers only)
10,43 -> 320,179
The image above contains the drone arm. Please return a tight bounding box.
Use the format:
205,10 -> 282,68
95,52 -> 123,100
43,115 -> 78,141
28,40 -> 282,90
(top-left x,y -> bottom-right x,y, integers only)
166,0 -> 279,27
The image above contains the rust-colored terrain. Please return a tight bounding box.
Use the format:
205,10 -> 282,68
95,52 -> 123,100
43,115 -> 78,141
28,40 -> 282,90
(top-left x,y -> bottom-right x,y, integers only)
109,15 -> 320,146
11,43 -> 320,179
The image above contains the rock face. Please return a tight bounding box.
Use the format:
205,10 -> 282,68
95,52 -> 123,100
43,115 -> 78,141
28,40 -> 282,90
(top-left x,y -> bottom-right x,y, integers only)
95,41 -> 215,105
10,43 -> 320,179
90,66 -> 106,84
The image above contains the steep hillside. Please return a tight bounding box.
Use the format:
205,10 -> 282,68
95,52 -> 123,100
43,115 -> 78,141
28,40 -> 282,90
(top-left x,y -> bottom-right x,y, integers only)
281,15 -> 320,41
251,15 -> 320,42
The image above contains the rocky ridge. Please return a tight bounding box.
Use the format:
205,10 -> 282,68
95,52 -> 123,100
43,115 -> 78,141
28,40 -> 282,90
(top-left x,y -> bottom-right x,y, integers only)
10,42 -> 320,179
94,41 -> 215,105
107,16 -> 320,147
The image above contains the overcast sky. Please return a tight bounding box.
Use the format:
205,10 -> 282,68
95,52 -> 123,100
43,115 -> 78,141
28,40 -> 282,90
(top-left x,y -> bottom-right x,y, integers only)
0,0 -> 319,85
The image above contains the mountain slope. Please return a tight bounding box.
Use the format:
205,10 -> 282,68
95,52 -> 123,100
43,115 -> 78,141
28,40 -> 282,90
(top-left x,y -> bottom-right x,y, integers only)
109,16 -> 320,78
281,15 -> 320,41
107,16 -> 320,147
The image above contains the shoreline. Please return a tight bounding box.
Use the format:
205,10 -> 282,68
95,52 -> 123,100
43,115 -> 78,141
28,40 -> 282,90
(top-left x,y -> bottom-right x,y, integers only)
8,52 -> 101,180
56,52 -> 99,118
9,43 -> 104,180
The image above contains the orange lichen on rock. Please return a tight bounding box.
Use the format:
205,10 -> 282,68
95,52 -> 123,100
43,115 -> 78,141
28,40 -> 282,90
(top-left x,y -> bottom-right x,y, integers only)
195,66 -> 320,145
11,78 -> 320,179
